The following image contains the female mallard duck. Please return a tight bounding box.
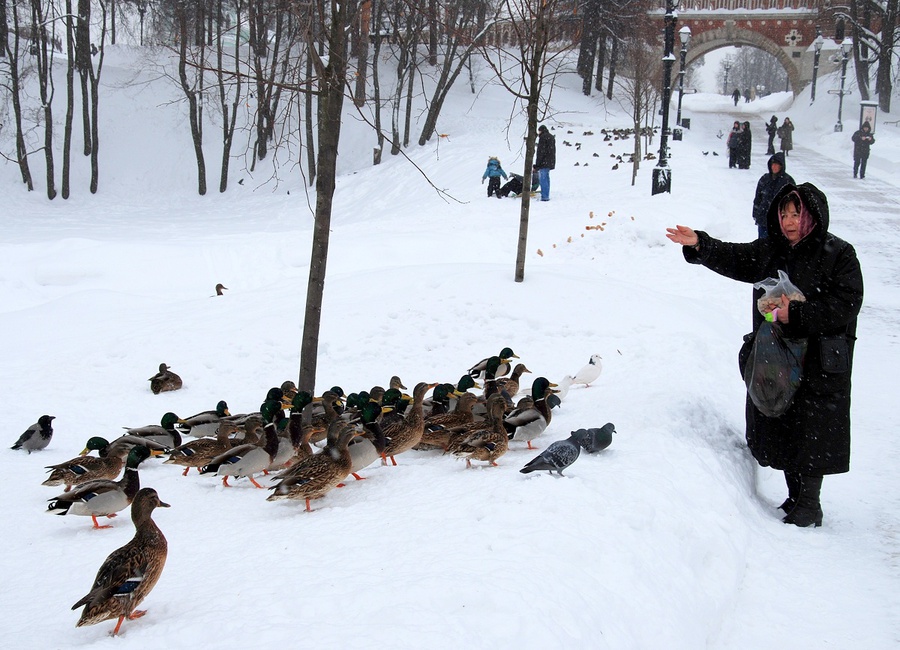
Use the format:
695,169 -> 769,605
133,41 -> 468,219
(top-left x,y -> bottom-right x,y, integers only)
307,390 -> 343,445
419,392 -> 478,450
446,395 -> 509,468
47,446 -> 153,529
495,363 -> 531,399
122,412 -> 184,449
504,377 -> 558,450
148,363 -> 182,394
199,402 -> 280,488
381,382 -> 437,465
468,347 -> 519,379
72,487 -> 169,636
176,400 -> 230,438
267,421 -> 358,511
163,425 -> 235,476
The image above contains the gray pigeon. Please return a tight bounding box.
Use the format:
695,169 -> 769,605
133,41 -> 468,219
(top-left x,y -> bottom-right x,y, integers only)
520,431 -> 582,476
574,423 -> 616,453
11,415 -> 55,453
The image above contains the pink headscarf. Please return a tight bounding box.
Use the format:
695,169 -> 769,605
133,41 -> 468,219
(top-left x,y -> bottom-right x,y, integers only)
779,191 -> 816,243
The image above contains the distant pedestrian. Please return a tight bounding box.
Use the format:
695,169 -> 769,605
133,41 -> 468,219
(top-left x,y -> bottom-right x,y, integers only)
535,125 -> 556,202
482,156 -> 507,198
851,121 -> 875,179
743,88 -> 751,103
727,121 -> 741,169
752,152 -> 794,238
732,88 -> 741,107
777,117 -> 794,156
765,116 -> 778,155
738,121 -> 752,169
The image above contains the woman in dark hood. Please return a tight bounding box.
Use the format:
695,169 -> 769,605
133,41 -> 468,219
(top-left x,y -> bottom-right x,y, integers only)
738,121 -> 752,169
752,152 -> 794,238
765,116 -> 778,155
666,183 -> 863,528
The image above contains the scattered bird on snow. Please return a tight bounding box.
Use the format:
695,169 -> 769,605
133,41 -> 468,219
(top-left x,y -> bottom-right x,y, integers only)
519,431 -> 584,476
712,151 -> 719,156
213,283 -> 228,296
571,354 -> 603,387
574,423 -> 616,453
702,151 -> 709,156
71,487 -> 169,636
468,347 -> 518,379
148,363 -> 182,395
11,415 -> 55,453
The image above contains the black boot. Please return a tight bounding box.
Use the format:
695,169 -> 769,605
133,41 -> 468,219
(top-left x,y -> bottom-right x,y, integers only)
779,471 -> 801,513
783,475 -> 823,528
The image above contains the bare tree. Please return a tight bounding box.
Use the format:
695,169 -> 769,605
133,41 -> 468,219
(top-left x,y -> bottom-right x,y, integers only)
3,0 -> 35,190
30,0 -> 57,199
214,0 -> 242,192
838,0 -> 898,111
174,0 -> 207,194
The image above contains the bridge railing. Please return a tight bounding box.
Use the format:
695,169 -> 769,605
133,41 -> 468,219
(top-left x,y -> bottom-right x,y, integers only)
678,0 -> 817,10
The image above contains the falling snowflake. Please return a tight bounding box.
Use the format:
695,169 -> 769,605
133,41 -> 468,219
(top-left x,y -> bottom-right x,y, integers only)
785,29 -> 802,47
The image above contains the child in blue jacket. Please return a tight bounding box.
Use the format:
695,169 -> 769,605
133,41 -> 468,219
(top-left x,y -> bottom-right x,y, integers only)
482,156 -> 508,198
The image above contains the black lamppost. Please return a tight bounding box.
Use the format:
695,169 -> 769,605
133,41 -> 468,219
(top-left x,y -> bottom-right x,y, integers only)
652,0 -> 677,195
722,58 -> 731,95
810,29 -> 824,103
834,37 -> 852,132
676,26 -> 691,127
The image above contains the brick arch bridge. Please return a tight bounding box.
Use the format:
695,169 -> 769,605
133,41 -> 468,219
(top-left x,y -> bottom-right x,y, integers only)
650,0 -> 835,97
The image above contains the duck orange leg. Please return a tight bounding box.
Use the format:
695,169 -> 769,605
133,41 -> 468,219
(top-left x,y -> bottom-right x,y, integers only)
249,476 -> 264,488
182,467 -> 190,476
305,499 -> 312,512
351,473 -> 366,480
527,441 -> 537,450
91,515 -> 113,530
128,610 -> 147,620
222,476 -> 231,487
111,616 -> 125,636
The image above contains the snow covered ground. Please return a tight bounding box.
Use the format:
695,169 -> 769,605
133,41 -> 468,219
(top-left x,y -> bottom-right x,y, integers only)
2,46 -> 899,648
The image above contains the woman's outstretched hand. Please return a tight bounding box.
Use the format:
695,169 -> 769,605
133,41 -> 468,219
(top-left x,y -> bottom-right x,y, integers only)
666,225 -> 699,247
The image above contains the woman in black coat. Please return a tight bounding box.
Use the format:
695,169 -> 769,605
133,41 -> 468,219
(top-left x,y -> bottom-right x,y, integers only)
666,182 -> 863,528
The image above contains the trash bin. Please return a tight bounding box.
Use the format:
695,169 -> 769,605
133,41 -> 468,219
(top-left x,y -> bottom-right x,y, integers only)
672,128 -> 683,141
681,118 -> 691,130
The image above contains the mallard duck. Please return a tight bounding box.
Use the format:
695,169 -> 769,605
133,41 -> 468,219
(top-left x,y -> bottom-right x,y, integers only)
267,421 -> 359,511
164,425 -> 235,476
214,282 -> 228,296
419,392 -> 478,450
308,390 -> 343,444
148,363 -> 182,394
446,395 -> 509,468
271,391 -> 316,471
468,347 -> 519,379
423,383 -> 455,418
42,437 -> 133,491
122,412 -> 184,449
495,363 -> 531,399
381,382 -> 437,465
11,415 -> 55,453
347,401 -> 389,478
176,400 -> 230,438
47,446 -> 153,529
72,487 -> 169,635
504,377 -> 557,450
200,402 -> 280,488
280,380 -> 299,401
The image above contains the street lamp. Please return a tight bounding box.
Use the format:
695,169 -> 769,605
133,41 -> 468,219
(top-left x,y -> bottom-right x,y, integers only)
810,28 -> 824,103
722,58 -> 731,95
652,0 -> 677,195
834,37 -> 852,132
676,26 -> 691,127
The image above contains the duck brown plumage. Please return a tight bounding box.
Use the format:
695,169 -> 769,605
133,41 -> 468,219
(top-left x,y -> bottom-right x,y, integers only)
445,395 -> 509,468
381,382 -> 437,465
148,363 -> 182,394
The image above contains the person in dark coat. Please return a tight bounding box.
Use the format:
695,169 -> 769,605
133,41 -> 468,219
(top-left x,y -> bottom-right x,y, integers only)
752,152 -> 794,238
738,121 -> 752,169
778,117 -> 794,156
851,121 -> 875,179
765,116 -> 778,155
732,88 -> 741,106
743,88 -> 751,103
497,168 -> 539,198
666,182 -> 863,528
726,121 -> 741,169
534,125 -> 556,202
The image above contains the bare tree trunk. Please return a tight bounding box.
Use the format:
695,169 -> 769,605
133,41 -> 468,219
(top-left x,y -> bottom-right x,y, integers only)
304,49 -> 316,184
876,0 -> 896,112
606,37 -> 617,100
5,2 -> 34,189
177,2 -> 207,195
62,1 -> 76,198
298,0 -> 357,395
371,0 -> 384,164
595,32 -> 606,92
403,18 -> 419,148
354,0 -> 370,106
0,0 -> 8,57
216,0 -> 241,192
76,0 -> 92,156
32,0 -> 57,199
87,1 -> 107,194
427,0 -> 437,65
110,0 -> 116,45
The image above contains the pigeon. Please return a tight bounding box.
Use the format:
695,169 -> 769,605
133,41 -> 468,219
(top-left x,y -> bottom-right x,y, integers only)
11,415 -> 55,453
571,354 -> 603,387
712,151 -> 719,156
702,151 -> 709,156
574,423 -> 616,453
519,431 -> 583,476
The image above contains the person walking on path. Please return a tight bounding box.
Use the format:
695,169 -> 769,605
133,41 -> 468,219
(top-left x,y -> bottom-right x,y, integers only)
535,125 -> 556,202
727,121 -> 741,169
851,121 -> 875,179
665,182 -> 863,529
752,152 -> 794,238
778,117 -> 794,156
765,116 -> 778,155
738,121 -> 752,169
732,88 -> 741,106
482,156 -> 508,198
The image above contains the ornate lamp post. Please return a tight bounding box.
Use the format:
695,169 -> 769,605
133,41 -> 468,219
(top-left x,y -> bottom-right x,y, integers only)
810,29 -> 824,103
834,38 -> 853,132
676,26 -> 691,127
722,57 -> 731,95
652,0 -> 677,195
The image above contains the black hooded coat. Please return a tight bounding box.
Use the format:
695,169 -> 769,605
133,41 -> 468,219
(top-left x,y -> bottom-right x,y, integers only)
683,183 -> 863,475
752,152 -> 795,230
